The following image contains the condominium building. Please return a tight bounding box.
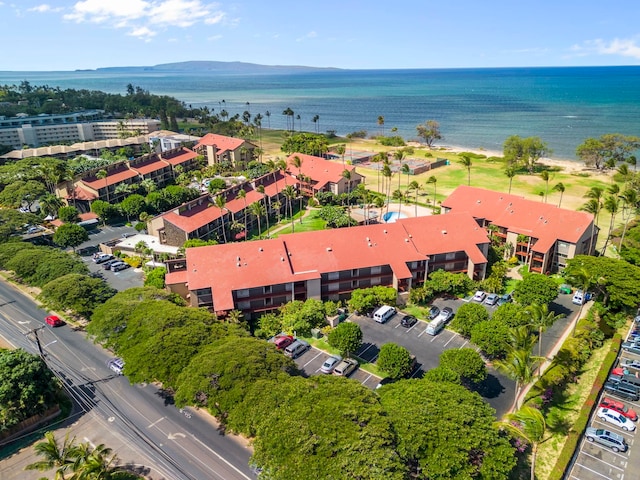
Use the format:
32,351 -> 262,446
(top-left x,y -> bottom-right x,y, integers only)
441,186 -> 597,273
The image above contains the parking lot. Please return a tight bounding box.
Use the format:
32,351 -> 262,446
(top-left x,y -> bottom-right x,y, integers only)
292,345 -> 382,390
567,345 -> 640,479
76,225 -> 144,291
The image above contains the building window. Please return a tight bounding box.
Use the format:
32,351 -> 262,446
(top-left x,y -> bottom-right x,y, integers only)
352,269 -> 358,277
371,277 -> 381,285
328,271 -> 339,280
265,297 -> 272,305
237,289 -> 249,298
264,285 -> 272,294
238,301 -> 250,310
352,280 -> 358,288
445,262 -> 456,270
446,252 -> 456,260
371,265 -> 381,274
328,283 -> 339,291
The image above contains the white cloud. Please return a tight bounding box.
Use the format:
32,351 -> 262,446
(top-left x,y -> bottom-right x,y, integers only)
571,37 -> 640,59
296,31 -> 317,42
64,0 -> 226,40
27,4 -> 63,13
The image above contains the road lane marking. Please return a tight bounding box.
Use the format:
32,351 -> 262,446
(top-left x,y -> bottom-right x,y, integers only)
148,417 -> 166,428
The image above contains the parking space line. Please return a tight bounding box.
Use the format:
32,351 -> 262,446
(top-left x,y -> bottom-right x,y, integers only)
406,323 -> 419,333
361,374 -> 372,385
358,344 -> 375,357
573,461 -> 617,479
459,340 -> 469,349
579,450 -> 626,470
417,328 -> 428,338
443,334 -> 457,348
591,419 -> 636,437
303,352 -> 323,368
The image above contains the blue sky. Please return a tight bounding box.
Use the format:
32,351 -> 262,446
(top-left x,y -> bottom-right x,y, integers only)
2,0 -> 640,71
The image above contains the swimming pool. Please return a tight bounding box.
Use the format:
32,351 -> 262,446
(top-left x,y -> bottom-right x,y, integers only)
382,211 -> 408,223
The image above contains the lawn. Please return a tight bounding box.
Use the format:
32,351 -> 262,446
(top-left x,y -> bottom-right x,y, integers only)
303,334 -> 384,377
270,211 -> 326,236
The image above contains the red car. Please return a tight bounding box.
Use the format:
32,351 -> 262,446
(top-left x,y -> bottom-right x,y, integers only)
273,335 -> 294,350
45,315 -> 63,327
600,397 -> 638,421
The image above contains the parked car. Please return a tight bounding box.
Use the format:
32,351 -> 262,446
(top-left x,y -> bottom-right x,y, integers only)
435,307 -> 454,323
603,380 -> 640,402
26,226 -> 44,234
558,284 -> 572,294
94,254 -> 114,264
484,293 -> 499,306
102,259 -> 121,270
112,262 -> 131,272
320,355 -> 342,374
572,290 -> 591,305
599,398 -> 638,421
273,335 -> 295,350
585,427 -> 628,453
284,339 -> 310,359
597,407 -> 636,431
109,358 -> 125,375
608,372 -> 640,389
427,305 -> 440,320
621,340 -> 640,355
45,315 -> 63,327
333,358 -> 358,377
497,293 -> 513,306
620,358 -> 640,371
472,291 -> 487,302
400,315 -> 418,328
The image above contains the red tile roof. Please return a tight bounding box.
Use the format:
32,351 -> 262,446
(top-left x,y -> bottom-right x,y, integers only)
286,153 -> 357,190
79,212 -> 99,221
261,172 -> 299,196
441,186 -> 594,252
161,148 -> 197,166
183,213 -> 488,311
226,189 -> 264,214
66,185 -> 97,201
165,270 -> 188,286
130,156 -> 169,175
195,134 -> 246,154
82,166 -> 138,189
163,202 -> 225,234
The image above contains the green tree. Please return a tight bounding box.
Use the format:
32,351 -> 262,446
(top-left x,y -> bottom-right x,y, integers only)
422,366 -> 461,384
500,406 -> 547,480
57,205 -> 80,223
470,319 -> 511,359
513,273 -> 558,306
249,200 -> 266,239
144,267 -> 166,289
552,181 -> 566,207
0,349 -> 59,431
494,348 -> 544,410
119,194 -> 146,222
348,286 -> 397,313
492,302 -> 529,327
53,223 -> 88,251
415,120 -> 442,147
458,153 -> 472,186
439,348 -> 487,385
525,303 -> 564,360
505,166 -> 517,194
539,170 -> 551,202
377,343 -> 413,379
449,302 -> 489,337
250,376 -> 405,479
174,336 -> 298,418
256,312 -> 283,339
40,273 -> 116,318
91,199 -> 117,224
378,379 -> 516,479
279,299 -> 326,336
328,322 -> 363,357
0,179 -> 47,209
39,194 -> 64,218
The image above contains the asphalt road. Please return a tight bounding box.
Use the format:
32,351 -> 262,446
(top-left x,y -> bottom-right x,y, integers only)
0,279 -> 255,480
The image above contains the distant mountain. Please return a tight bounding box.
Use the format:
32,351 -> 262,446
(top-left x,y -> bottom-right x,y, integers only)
90,61 -> 340,74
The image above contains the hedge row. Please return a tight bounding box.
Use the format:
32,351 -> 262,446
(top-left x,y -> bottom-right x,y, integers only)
547,334 -> 622,480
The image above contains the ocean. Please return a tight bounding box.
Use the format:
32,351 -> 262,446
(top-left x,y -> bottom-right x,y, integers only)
1,66 -> 639,160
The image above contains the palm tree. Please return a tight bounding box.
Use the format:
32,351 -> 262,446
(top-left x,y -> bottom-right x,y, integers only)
458,154 -> 472,186
552,182 -> 565,207
214,194 -> 228,243
140,178 -> 157,194
25,431 -> 78,480
238,189 -> 247,240
312,114 -> 320,133
382,163 -> 393,217
525,303 -> 564,363
426,175 -> 437,207
114,183 -> 134,199
273,200 -> 283,224
40,193 -> 64,218
504,166 -> 517,194
400,163 -> 411,214
290,156 -> 304,221
257,185 -> 271,234
500,406 -> 547,480
619,189 -> 639,255
377,115 -> 385,136
265,110 -> 271,129
282,185 -> 296,233
579,198 -> 603,255
335,144 -> 346,166
601,195 -> 620,253
493,348 -> 544,411
74,442 -> 124,480
342,169 -> 353,223
97,169 -> 109,202
394,150 -> 407,214
539,170 -> 550,203
409,180 -> 420,217
249,201 -> 266,239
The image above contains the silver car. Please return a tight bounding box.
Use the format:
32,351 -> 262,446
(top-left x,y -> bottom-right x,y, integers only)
320,355 -> 342,374
585,427 -> 628,452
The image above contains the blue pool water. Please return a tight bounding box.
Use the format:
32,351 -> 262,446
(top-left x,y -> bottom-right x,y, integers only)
383,212 -> 408,223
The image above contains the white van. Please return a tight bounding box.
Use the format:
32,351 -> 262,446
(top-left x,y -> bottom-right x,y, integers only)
373,305 -> 396,324
425,317 -> 446,336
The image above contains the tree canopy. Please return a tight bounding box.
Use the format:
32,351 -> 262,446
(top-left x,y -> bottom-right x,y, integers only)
377,343 -> 414,379
439,348 -> 487,385
513,273 -> 558,307
40,273 -> 116,318
449,303 -> 489,337
53,223 -> 89,250
415,120 -> 442,147
327,322 -> 363,357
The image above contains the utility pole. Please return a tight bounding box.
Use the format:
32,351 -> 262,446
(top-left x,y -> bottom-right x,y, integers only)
25,326 -> 46,359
